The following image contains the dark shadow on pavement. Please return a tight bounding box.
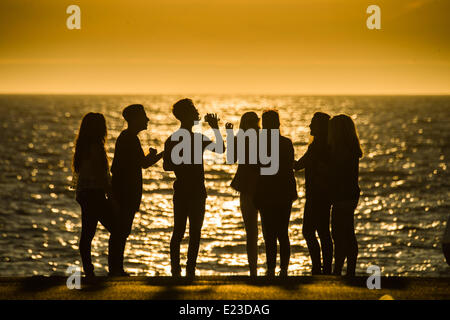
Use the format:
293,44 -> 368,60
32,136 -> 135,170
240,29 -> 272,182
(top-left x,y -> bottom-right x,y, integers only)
80,277 -> 109,292
243,275 -> 317,291
18,275 -> 65,292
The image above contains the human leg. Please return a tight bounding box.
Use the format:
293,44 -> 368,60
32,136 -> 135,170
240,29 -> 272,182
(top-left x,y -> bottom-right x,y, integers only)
443,243 -> 450,266
302,199 -> 322,274
109,207 -> 135,275
316,200 -> 333,274
278,202 -> 292,275
331,203 -> 346,275
186,197 -> 206,277
95,196 -> 120,274
77,191 -> 100,276
344,200 -> 359,277
240,193 -> 258,276
332,199 -> 358,276
260,207 -> 277,276
170,194 -> 189,276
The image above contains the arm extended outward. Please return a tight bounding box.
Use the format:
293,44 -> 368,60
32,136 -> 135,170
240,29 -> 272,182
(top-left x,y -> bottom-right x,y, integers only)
142,148 -> 164,169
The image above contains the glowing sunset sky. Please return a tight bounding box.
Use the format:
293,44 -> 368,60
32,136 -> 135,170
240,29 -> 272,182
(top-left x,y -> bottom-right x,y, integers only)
0,0 -> 449,94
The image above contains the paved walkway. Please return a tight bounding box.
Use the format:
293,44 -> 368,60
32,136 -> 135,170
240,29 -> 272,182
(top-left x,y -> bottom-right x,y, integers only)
1,276 -> 449,300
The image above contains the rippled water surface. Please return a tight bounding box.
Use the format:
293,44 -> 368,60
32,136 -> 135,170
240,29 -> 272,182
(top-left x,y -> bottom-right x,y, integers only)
0,95 -> 449,277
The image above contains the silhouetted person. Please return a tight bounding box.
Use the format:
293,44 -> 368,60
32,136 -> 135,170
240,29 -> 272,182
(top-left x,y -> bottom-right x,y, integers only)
163,98 -> 225,278
294,112 -> 333,275
328,114 -> 362,277
227,112 -> 260,277
110,104 -> 163,276
72,112 -> 117,278
254,110 -> 297,277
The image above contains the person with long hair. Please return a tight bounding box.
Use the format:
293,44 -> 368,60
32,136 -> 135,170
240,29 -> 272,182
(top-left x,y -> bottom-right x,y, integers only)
254,110 -> 297,277
294,112 -> 333,275
72,112 -> 117,278
227,112 -> 260,277
328,114 -> 363,277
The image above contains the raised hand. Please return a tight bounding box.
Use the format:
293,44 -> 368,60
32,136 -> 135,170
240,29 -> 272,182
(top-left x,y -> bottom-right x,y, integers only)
204,113 -> 220,129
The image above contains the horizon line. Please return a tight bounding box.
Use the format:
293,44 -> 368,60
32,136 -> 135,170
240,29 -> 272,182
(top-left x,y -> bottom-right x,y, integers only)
1,91 -> 449,97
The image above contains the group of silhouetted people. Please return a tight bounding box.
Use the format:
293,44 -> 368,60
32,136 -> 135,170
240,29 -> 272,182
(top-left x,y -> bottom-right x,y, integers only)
73,105 -> 163,277
294,112 -> 362,276
72,98 -> 363,279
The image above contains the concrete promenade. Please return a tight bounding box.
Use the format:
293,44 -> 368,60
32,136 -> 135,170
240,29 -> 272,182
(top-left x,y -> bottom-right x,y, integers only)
0,276 -> 449,300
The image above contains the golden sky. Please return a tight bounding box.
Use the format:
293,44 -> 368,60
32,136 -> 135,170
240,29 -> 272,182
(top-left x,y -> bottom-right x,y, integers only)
0,0 -> 449,94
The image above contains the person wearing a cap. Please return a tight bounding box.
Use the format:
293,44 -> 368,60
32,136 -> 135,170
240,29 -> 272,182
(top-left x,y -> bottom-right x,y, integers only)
110,104 -> 163,276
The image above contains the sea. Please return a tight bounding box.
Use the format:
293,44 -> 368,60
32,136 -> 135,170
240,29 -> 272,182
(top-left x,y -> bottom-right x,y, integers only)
0,94 -> 449,277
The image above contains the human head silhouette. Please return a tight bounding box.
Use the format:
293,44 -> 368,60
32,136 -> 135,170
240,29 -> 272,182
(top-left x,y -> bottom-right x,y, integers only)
239,111 -> 260,131
73,112 -> 107,173
122,104 -> 149,132
261,109 -> 280,129
310,112 -> 330,138
78,112 -> 106,142
328,114 -> 363,158
172,98 -> 200,126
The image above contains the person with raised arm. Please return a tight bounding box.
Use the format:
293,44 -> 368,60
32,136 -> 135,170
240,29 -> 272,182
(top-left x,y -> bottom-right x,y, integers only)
163,98 -> 225,279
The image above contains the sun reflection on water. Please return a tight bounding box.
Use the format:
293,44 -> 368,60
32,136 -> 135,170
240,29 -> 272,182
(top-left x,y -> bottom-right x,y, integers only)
0,95 -> 449,277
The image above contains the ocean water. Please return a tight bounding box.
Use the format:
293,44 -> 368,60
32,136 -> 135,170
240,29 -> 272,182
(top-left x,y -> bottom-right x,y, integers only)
0,94 -> 449,277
